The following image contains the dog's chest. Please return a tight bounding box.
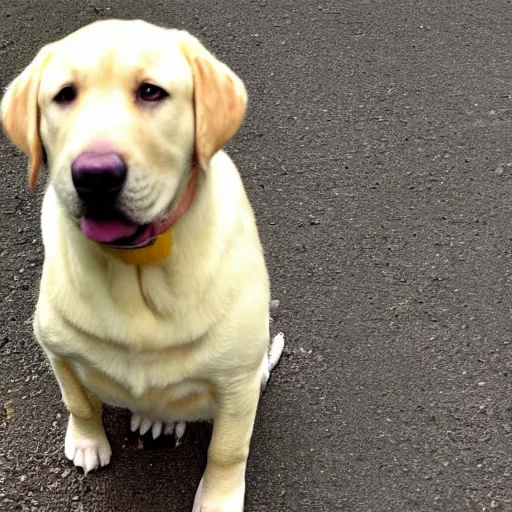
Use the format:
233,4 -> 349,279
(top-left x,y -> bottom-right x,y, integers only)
73,353 -> 216,422
37,254 -> 223,421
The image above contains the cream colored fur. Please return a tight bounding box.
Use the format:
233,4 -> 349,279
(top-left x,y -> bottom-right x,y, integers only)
1,19 -> 283,512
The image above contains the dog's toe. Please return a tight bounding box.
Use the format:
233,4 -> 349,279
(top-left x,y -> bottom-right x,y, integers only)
268,332 -> 285,372
139,417 -> 152,436
164,422 -> 175,435
130,413 -> 142,432
175,421 -> 186,446
151,421 -> 163,439
261,332 -> 286,390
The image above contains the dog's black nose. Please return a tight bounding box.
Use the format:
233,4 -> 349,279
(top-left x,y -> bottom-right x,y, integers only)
71,153 -> 127,203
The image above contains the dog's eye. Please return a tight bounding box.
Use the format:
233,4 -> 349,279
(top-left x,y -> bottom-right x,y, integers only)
53,85 -> 77,105
137,83 -> 169,103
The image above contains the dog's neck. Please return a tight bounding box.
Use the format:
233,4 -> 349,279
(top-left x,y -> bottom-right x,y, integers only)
102,166 -> 199,266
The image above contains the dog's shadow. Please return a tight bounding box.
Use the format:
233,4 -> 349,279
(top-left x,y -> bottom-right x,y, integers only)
84,406 -> 211,510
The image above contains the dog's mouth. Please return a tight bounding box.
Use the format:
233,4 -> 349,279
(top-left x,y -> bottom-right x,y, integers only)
77,168 -> 199,251
80,216 -> 156,249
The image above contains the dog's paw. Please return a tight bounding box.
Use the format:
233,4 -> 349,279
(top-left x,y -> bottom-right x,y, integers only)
130,414 -> 186,446
192,477 -> 245,512
64,415 -> 112,475
261,332 -> 285,390
268,332 -> 285,372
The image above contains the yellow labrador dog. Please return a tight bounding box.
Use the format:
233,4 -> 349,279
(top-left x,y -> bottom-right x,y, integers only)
1,19 -> 284,512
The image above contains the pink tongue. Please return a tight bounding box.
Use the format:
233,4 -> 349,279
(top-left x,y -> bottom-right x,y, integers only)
80,217 -> 139,243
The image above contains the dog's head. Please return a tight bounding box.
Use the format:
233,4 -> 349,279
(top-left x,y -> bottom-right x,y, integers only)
1,19 -> 247,248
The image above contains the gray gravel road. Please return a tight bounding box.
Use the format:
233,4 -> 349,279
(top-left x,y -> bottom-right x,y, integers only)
2,1 -> 512,511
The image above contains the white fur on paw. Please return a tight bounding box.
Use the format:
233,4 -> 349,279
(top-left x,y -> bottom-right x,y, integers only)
140,417 -> 152,436
262,332 -> 285,390
192,476 -> 245,512
130,413 -> 142,432
175,421 -> 186,446
151,421 -> 163,440
64,419 -> 111,475
164,422 -> 175,436
130,414 -> 186,443
268,332 -> 285,372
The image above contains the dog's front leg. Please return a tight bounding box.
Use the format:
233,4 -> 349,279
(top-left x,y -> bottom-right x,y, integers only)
193,373 -> 262,512
48,356 -> 111,474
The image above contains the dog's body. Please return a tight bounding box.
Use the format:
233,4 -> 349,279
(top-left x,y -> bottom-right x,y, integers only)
2,19 -> 283,512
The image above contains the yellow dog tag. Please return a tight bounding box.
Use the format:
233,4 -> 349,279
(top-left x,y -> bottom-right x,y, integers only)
104,229 -> 173,266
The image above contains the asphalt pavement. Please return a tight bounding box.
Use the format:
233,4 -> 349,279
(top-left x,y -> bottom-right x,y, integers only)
2,1 -> 512,511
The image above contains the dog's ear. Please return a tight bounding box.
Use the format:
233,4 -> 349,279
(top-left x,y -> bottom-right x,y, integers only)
1,47 -> 52,189
179,33 -> 247,170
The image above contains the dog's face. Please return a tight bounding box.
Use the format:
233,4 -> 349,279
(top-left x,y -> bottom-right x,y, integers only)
2,19 -> 247,248
40,21 -> 196,243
